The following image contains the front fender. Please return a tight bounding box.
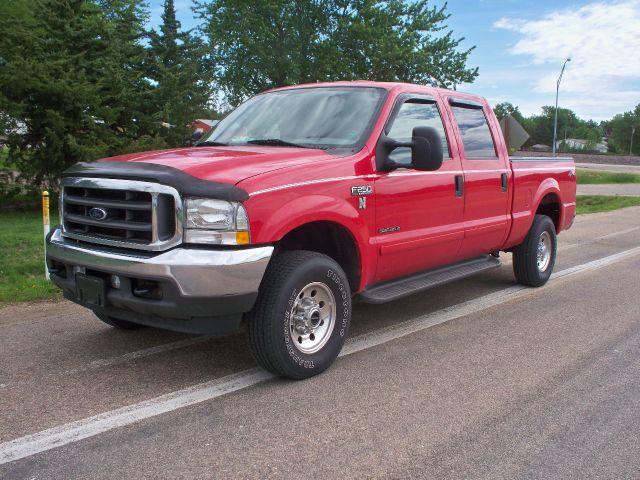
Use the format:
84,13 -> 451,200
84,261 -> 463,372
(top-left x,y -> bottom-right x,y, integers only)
246,193 -> 373,291
254,194 -> 367,244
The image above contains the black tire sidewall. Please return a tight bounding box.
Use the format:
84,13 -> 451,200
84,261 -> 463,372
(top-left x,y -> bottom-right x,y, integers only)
526,215 -> 557,285
269,254 -> 351,378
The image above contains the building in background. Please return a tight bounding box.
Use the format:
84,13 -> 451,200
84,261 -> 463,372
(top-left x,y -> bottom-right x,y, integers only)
192,119 -> 219,133
556,138 -> 608,154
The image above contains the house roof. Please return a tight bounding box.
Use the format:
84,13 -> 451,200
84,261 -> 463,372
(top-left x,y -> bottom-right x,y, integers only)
195,119 -> 219,127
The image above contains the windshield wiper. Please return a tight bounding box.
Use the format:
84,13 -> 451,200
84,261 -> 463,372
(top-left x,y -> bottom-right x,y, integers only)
246,138 -> 314,149
196,140 -> 228,147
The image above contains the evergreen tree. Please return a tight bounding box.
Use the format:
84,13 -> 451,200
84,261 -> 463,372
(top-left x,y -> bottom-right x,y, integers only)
97,0 -> 166,152
1,0 -> 114,182
148,0 -> 214,146
0,0 -> 157,183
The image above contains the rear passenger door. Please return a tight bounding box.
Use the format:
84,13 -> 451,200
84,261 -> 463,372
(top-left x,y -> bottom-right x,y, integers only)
447,97 -> 510,258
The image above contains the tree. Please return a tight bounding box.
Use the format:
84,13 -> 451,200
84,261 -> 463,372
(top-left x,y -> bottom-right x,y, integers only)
196,0 -> 478,105
195,0 -> 329,105
147,0 -> 215,147
1,0 -> 114,182
96,0 -> 164,152
521,106 -> 602,149
0,0 -> 156,183
608,104 -> 639,155
493,102 -> 525,123
325,1 -> 477,86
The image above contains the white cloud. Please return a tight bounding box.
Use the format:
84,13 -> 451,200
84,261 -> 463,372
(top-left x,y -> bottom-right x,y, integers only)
491,17 -> 524,31
494,1 -> 640,119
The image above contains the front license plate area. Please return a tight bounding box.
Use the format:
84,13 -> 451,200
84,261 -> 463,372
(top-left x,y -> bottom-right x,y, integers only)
75,273 -> 107,307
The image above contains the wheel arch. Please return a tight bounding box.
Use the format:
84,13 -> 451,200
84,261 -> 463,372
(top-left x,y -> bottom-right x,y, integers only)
535,192 -> 562,231
249,193 -> 371,292
528,177 -> 562,228
274,220 -> 362,294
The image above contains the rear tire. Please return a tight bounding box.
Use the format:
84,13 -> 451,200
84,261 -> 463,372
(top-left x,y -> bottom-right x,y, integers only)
246,250 -> 352,380
513,214 -> 557,287
95,313 -> 144,330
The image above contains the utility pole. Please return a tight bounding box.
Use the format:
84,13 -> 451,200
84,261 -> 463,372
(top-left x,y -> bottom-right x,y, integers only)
552,58 -> 571,156
631,126 -> 636,156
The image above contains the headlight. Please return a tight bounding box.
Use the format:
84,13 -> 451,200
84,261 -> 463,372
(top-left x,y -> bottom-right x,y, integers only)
184,198 -> 250,245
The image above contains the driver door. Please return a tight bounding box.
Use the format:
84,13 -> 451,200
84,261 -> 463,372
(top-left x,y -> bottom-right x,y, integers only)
374,94 -> 465,283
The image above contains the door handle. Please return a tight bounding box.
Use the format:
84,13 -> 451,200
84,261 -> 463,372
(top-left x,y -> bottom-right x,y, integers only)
501,173 -> 508,192
455,175 -> 464,197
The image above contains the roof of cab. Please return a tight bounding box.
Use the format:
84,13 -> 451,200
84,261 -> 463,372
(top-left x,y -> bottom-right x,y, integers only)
266,80 -> 487,106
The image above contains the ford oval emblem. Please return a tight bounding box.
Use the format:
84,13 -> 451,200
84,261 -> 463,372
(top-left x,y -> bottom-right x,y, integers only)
88,207 -> 108,221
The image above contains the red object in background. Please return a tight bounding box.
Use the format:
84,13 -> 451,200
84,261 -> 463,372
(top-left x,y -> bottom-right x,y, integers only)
191,119 -> 218,133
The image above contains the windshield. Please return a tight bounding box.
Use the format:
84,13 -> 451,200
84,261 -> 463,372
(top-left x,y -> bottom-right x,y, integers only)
199,87 -> 386,150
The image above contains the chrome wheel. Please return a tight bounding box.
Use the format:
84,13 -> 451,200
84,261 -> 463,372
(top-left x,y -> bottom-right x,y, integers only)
289,282 -> 336,354
536,231 -> 552,272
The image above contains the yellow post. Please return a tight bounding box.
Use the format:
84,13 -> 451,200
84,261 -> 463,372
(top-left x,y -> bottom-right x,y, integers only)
42,191 -> 50,280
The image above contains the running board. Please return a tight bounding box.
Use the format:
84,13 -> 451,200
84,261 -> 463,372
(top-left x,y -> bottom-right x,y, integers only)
359,255 -> 502,304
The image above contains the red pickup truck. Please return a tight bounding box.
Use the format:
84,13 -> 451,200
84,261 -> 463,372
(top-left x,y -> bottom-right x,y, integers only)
46,81 -> 576,379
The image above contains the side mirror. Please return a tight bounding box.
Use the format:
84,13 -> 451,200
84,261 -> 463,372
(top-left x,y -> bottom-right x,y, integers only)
376,126 -> 443,172
410,126 -> 443,171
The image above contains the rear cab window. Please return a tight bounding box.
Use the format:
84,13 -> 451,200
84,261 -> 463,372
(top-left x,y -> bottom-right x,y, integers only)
449,99 -> 498,159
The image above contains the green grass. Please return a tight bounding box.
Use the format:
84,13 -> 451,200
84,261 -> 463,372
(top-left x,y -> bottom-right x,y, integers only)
577,169 -> 640,184
0,210 -> 61,304
576,195 -> 640,214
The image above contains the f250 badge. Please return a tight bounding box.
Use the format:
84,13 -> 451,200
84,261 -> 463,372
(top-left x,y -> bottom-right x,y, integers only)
351,185 -> 372,210
351,186 -> 372,196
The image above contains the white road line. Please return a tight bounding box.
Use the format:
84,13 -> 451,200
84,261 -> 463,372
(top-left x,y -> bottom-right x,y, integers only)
343,246 -> 640,356
496,226 -> 640,268
593,226 -> 640,242
1,337 -> 211,390
562,226 -> 640,252
62,337 -> 211,375
1,246 -> 640,465
0,369 -> 274,466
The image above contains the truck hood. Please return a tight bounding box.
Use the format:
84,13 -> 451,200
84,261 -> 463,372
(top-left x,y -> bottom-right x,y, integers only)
101,146 -> 332,185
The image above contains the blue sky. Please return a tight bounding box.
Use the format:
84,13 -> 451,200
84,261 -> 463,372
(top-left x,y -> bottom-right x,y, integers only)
146,0 -> 640,122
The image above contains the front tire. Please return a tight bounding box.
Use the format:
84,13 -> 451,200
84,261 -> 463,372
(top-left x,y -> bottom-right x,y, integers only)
246,251 -> 352,380
512,214 -> 557,287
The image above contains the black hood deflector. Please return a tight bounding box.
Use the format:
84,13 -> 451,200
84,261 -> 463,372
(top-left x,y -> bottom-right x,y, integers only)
63,161 -> 249,202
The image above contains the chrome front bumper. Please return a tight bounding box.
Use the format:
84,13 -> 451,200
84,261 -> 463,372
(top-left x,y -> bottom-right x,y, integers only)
46,228 -> 273,297
45,227 -> 273,333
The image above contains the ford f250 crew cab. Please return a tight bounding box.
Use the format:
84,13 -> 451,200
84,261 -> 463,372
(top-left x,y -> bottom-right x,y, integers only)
46,81 -> 576,379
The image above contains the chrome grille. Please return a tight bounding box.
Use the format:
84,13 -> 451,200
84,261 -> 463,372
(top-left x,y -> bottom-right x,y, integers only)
61,177 -> 183,251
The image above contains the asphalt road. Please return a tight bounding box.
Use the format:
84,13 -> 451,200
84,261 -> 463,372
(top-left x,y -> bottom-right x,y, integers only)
577,184 -> 640,196
1,207 -> 640,479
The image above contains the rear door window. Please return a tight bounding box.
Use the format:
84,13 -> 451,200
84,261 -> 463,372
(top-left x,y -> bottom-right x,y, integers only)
450,106 -> 497,159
